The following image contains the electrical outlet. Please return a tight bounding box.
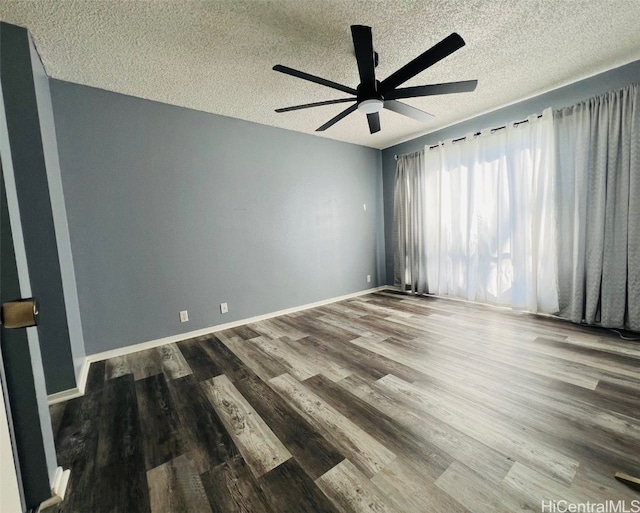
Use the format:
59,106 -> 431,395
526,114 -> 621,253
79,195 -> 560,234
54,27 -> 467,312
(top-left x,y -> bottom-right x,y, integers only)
363,203 -> 367,212
220,302 -> 228,314
367,275 -> 371,283
179,310 -> 189,322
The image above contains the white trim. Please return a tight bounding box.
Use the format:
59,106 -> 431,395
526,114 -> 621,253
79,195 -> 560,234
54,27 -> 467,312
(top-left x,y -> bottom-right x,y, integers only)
47,358 -> 89,405
76,358 -> 91,395
47,388 -> 81,405
48,286 -> 388,404
36,466 -> 70,513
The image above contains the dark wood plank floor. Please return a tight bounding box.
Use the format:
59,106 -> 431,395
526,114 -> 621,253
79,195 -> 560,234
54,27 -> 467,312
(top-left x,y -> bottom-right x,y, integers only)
47,291 -> 640,513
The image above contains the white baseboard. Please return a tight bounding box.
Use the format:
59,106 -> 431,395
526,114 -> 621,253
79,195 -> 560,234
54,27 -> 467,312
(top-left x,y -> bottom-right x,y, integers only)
47,359 -> 90,405
75,358 -> 91,396
48,286 -> 389,404
47,387 -> 82,405
36,466 -> 70,512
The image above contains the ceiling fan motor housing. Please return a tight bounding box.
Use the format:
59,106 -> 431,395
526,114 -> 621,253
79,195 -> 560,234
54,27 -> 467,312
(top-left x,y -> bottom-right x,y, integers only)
357,80 -> 383,102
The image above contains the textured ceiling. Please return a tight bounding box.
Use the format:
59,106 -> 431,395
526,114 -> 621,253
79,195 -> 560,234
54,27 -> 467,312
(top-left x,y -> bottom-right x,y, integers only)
1,1 -> 640,149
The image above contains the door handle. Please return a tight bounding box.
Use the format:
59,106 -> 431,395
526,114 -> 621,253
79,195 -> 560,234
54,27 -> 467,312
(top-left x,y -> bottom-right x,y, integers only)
1,298 -> 39,329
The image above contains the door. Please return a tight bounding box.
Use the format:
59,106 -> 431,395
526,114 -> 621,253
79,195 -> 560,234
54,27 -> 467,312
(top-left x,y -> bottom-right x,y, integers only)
1,21 -> 64,510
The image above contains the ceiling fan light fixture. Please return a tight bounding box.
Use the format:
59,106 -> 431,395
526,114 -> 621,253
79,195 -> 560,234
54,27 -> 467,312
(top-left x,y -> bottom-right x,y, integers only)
357,98 -> 383,114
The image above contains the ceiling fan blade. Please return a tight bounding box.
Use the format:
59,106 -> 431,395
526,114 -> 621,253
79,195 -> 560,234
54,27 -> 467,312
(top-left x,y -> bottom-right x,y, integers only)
351,25 -> 377,91
273,65 -> 357,95
316,104 -> 358,131
367,112 -> 381,134
384,100 -> 435,124
380,33 -> 466,93
386,80 -> 478,100
275,98 -> 356,113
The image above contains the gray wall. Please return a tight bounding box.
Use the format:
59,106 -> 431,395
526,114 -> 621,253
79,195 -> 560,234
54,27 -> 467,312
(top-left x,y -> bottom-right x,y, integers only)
381,60 -> 640,284
50,81 -> 384,355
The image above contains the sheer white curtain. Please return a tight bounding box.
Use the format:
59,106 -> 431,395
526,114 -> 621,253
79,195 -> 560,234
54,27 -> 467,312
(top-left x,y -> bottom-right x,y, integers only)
554,84 -> 640,331
420,108 -> 558,312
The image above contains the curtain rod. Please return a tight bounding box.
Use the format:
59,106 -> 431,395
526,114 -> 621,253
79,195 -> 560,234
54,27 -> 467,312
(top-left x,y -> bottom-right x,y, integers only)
394,113 -> 543,159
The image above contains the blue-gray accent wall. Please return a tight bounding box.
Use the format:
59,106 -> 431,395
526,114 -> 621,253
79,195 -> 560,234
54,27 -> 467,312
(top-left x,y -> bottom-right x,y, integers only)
50,81 -> 385,355
381,60 -> 640,284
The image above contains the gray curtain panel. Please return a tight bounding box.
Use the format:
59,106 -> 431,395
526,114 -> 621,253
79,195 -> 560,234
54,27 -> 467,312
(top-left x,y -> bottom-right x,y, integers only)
393,151 -> 428,294
554,83 -> 640,331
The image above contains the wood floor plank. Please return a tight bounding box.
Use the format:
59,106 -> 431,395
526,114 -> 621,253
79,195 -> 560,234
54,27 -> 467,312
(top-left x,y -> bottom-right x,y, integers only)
201,455 -> 274,513
531,336 -> 640,375
127,347 -> 164,381
315,302 -> 368,319
304,374 -> 453,481
158,343 -> 193,380
177,338 -> 223,381
85,360 -> 106,393
52,393 -> 102,513
375,373 -> 579,486
303,333 -> 427,383
202,374 -> 292,478
135,373 -> 187,470
95,374 -> 144,469
279,313 -> 367,343
167,375 -> 239,474
267,317 -> 311,340
93,456 -> 151,513
217,331 -> 289,382
247,319 -> 290,340
350,329 -> 601,390
569,465 -> 640,503
297,335 -> 387,382
235,374 -> 344,480
226,325 -> 261,341
247,336 -> 318,381
594,379 -> 640,417
249,335 -> 351,382
503,461 -> 586,508
409,315 -> 604,389
344,298 -> 414,319
49,401 -> 66,440
278,336 -> 351,381
407,354 -> 640,468
435,461 -> 533,513
337,373 -> 515,485
147,453 -> 211,513
315,459 -> 400,513
258,458 -> 339,513
358,313 -> 428,339
370,458 -> 469,513
198,334 -> 255,383
384,331 -> 640,422
269,373 -> 396,478
317,311 -> 386,339
104,355 -> 131,380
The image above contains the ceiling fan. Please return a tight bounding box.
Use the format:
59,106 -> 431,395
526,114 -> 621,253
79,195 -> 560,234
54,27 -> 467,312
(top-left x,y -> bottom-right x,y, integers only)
273,25 -> 477,134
